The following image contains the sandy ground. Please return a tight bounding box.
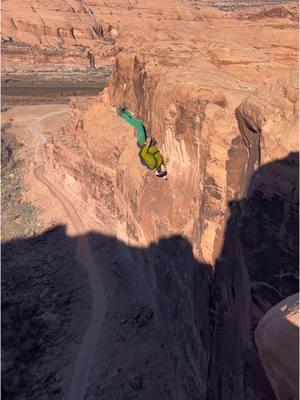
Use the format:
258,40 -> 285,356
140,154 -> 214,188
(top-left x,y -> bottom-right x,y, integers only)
1,103 -> 171,400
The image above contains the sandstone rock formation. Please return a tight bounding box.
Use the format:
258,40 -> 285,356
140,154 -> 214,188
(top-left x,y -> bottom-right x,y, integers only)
2,0 -> 298,72
255,293 -> 299,400
2,1 -> 299,399
2,0 -> 114,71
43,47 -> 298,400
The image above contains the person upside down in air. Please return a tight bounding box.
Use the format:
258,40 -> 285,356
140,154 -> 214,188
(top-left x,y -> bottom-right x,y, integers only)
116,106 -> 167,178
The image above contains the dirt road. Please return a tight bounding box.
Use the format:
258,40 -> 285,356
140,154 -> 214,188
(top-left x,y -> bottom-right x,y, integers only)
30,110 -> 107,400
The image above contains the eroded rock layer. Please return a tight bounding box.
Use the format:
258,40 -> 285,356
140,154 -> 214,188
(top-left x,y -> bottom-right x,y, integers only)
7,1 -> 298,399
2,0 -> 298,71
44,49 -> 298,399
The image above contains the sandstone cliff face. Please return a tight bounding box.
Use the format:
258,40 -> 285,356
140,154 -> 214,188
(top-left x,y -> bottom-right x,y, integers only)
28,2 -> 299,399
255,293 -> 299,400
43,50 -> 298,398
108,52 -> 299,400
207,153 -> 298,400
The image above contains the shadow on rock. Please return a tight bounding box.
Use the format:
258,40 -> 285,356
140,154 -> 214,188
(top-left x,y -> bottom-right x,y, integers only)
1,153 -> 299,400
207,152 -> 299,400
1,226 -> 212,400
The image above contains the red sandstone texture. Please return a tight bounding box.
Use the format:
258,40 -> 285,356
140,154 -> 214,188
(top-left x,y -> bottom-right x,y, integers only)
40,3 -> 298,399
2,1 -> 299,399
2,0 -> 298,71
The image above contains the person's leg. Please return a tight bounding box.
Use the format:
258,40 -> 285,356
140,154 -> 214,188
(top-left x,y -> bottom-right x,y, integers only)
121,111 -> 147,146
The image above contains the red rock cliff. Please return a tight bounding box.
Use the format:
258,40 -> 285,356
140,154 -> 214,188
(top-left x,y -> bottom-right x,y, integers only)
42,3 -> 298,399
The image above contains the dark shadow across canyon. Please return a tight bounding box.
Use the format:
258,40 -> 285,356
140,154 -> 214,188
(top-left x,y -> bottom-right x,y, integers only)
2,152 -> 299,400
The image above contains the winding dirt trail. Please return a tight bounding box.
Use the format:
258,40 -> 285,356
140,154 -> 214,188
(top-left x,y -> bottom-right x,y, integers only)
30,109 -> 106,400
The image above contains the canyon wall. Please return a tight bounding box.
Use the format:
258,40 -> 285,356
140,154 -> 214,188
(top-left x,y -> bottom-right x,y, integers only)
43,46 -> 298,398
10,1 -> 297,398
109,51 -> 299,400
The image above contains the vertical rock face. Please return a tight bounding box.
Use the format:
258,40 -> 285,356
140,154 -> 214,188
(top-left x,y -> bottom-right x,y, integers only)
38,4 -> 298,399
44,50 -> 298,399
208,153 -> 299,400
255,293 -> 299,400
118,237 -> 213,400
207,76 -> 299,400
106,53 -> 298,400
108,51 -> 251,263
